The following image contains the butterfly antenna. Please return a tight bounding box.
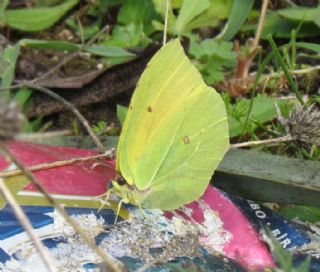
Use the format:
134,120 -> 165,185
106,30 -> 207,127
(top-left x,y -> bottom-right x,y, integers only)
114,198 -> 124,224
137,200 -> 148,219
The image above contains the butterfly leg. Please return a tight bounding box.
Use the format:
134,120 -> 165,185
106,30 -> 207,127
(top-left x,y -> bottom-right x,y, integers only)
114,198 -> 126,224
136,200 -> 149,219
97,188 -> 114,212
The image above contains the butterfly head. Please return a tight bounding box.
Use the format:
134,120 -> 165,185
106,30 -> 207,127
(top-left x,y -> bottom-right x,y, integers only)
112,173 -> 149,208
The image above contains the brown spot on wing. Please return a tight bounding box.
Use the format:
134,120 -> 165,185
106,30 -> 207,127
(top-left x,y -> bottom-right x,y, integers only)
183,136 -> 190,145
147,106 -> 152,112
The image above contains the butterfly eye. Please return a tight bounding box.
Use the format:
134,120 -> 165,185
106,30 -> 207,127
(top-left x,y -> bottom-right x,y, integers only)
117,176 -> 127,186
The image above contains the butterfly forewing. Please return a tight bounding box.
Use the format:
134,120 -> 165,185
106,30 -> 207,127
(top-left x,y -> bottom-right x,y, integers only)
117,39 -> 229,209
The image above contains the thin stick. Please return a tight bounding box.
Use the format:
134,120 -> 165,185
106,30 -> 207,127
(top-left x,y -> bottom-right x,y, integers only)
254,65 -> 320,79
163,0 -> 170,45
23,83 -> 105,152
0,151 -> 114,178
0,160 -> 57,272
253,0 -> 269,48
231,135 -> 292,148
0,144 -> 122,272
16,130 -> 72,141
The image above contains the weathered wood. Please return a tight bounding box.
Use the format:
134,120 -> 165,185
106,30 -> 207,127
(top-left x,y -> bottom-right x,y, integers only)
213,149 -> 320,207
26,136 -> 320,206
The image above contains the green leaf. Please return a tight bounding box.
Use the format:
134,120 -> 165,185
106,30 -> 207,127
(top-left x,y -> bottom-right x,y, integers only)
219,0 -> 254,41
278,5 -> 320,28
86,44 -> 135,58
20,39 -> 135,58
184,0 -> 232,31
66,16 -> 101,41
278,205 -> 320,223
269,233 -> 311,272
0,0 -> 8,26
295,42 -> 320,53
189,39 -> 236,84
5,0 -> 79,31
152,0 -> 176,30
12,87 -> 33,109
190,39 -> 236,60
117,104 -> 128,127
117,0 -> 160,35
152,0 -> 231,35
20,39 -> 79,51
0,43 -> 20,99
243,12 -> 320,39
225,94 -> 287,137
174,0 -> 210,35
104,23 -> 151,48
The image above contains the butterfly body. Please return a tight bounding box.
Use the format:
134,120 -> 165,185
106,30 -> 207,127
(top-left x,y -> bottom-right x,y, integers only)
112,39 -> 229,211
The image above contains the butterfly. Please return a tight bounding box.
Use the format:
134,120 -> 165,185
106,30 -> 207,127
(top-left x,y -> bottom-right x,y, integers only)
109,39 -> 229,214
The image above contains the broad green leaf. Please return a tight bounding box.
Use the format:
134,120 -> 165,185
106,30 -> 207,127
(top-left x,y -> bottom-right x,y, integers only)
5,0 -> 79,31
174,0 -> 210,34
20,39 -> 135,58
219,0 -> 254,41
278,5 -> 320,28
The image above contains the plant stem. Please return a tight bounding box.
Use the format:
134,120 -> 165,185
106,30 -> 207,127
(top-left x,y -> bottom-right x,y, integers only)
253,0 -> 269,48
163,0 -> 170,45
267,35 -> 304,105
231,135 -> 292,148
0,151 -> 114,178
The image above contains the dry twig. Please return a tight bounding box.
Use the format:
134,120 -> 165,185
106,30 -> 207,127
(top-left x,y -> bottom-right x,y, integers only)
0,151 -> 114,178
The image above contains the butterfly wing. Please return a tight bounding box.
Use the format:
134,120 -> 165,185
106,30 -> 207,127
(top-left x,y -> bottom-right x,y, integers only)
117,39 -> 229,209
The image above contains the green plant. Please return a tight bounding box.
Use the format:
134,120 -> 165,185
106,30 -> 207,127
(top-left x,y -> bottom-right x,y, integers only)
189,39 -> 237,84
0,0 -> 79,31
270,233 -> 311,272
152,0 -> 232,36
223,93 -> 289,138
